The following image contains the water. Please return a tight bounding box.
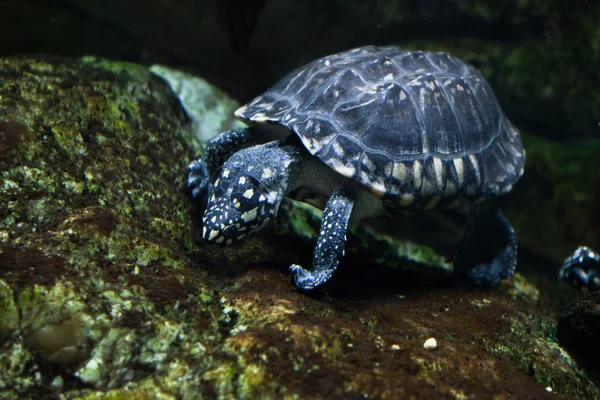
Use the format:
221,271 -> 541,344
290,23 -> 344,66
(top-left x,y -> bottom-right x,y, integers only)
1,1 -> 599,398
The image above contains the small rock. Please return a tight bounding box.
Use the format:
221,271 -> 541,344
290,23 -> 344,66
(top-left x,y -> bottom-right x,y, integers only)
423,337 -> 437,350
50,375 -> 64,392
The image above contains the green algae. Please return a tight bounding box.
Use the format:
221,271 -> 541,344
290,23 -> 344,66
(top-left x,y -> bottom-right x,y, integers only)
0,280 -> 19,340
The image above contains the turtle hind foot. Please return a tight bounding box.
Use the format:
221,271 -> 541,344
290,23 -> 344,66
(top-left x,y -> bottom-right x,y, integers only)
187,159 -> 210,207
454,206 -> 517,288
559,246 -> 600,293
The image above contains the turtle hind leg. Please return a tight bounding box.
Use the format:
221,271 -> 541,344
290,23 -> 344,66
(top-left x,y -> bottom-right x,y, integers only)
559,246 -> 600,293
454,205 -> 517,287
289,189 -> 354,290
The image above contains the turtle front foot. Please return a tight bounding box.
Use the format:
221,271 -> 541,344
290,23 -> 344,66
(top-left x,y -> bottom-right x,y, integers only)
289,264 -> 334,290
187,159 -> 210,207
559,246 -> 600,293
454,206 -> 517,287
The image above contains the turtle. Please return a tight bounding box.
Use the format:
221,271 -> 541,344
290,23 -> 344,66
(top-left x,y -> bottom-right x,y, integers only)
187,45 -> 526,290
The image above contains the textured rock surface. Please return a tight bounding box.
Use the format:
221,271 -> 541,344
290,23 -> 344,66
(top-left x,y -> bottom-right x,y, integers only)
0,55 -> 598,399
558,291 -> 600,378
149,64 -> 245,142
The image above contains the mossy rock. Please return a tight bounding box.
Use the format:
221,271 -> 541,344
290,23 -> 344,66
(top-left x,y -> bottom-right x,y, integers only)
0,55 -> 598,399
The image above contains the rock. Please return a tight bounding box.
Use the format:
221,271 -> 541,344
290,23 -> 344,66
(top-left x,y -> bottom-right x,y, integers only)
150,64 -> 245,142
0,54 -> 598,399
557,291 -> 600,372
423,337 -> 437,350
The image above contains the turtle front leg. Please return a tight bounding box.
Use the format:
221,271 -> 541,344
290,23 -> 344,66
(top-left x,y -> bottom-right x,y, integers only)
290,189 -> 354,290
187,127 -> 260,205
453,205 -> 517,287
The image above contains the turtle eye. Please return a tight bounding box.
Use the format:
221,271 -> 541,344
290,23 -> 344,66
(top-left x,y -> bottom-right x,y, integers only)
230,175 -> 265,212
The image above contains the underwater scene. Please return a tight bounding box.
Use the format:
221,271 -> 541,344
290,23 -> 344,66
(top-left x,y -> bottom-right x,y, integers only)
1,1 -> 600,398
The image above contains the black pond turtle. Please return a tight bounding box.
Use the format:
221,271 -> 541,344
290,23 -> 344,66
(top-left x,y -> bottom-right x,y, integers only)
187,45 -> 526,290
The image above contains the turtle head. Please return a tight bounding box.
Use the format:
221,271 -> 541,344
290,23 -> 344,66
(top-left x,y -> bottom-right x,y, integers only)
202,144 -> 291,245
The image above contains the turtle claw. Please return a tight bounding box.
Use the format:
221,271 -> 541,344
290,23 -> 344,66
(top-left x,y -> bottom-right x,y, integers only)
559,246 -> 600,293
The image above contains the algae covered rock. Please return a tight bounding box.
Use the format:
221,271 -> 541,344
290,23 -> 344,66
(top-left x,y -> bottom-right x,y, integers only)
0,55 -> 598,399
558,290 -> 600,373
150,64 -> 245,143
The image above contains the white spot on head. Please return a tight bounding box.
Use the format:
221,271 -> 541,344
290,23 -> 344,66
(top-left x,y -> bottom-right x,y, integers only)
384,73 -> 394,81
208,230 -> 219,241
241,208 -> 258,222
325,59 -> 331,66
261,168 -> 273,180
250,112 -> 271,122
223,169 -> 230,178
243,188 -> 254,199
211,216 -> 217,223
215,236 -> 225,244
238,176 -> 246,184
267,191 -> 279,204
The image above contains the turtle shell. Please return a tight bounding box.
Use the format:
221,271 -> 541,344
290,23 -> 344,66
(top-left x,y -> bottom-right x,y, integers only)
235,45 -> 525,212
